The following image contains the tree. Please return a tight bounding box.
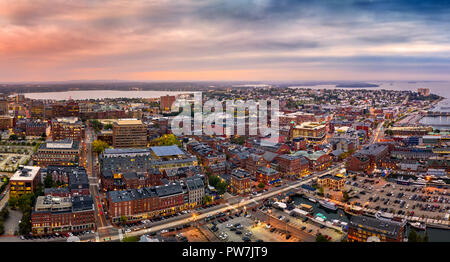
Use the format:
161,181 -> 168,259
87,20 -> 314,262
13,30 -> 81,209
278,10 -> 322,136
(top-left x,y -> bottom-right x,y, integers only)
150,134 -> 181,147
231,136 -> 246,145
122,236 -> 140,242
9,134 -> 18,140
203,195 -> 213,205
316,234 -> 329,242
120,215 -> 128,224
258,182 -> 266,189
407,229 -> 424,242
104,123 -> 113,130
93,140 -> 109,155
44,174 -> 54,188
90,120 -> 104,132
318,187 -> 324,197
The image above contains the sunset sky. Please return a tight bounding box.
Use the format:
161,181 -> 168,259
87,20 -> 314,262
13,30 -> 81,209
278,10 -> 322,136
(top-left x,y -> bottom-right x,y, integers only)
1,0 -> 450,82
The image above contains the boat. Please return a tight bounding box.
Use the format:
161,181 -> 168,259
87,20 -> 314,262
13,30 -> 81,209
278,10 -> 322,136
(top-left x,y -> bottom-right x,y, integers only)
344,205 -> 363,216
415,178 -> 427,186
332,219 -> 341,226
319,200 -> 338,211
315,213 -> 327,222
299,203 -> 314,213
409,222 -> 426,231
375,211 -> 394,222
308,197 -> 317,203
396,176 -> 411,185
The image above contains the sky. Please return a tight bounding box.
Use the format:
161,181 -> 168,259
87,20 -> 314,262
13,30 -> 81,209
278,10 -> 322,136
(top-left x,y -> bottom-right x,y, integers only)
1,0 -> 450,82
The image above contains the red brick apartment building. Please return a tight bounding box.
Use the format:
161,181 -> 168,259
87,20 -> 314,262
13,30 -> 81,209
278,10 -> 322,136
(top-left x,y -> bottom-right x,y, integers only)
230,169 -> 251,195
51,117 -> 83,141
347,216 -> 405,242
31,195 -> 95,235
276,154 -> 310,178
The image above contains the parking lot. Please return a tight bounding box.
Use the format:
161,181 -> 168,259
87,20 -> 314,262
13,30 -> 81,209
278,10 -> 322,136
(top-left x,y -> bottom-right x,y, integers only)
346,176 -> 450,220
0,154 -> 31,172
206,214 -> 301,242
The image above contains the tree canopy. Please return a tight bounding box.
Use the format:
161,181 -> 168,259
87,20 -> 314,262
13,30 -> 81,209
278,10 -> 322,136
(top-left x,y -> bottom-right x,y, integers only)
93,140 -> 109,154
150,134 -> 181,147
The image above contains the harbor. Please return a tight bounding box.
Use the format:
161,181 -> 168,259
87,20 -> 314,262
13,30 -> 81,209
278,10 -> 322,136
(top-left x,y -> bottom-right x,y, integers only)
289,193 -> 450,241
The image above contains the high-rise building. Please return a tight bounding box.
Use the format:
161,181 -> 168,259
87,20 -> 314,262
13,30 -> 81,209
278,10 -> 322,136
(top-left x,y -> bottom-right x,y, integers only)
112,119 -> 148,148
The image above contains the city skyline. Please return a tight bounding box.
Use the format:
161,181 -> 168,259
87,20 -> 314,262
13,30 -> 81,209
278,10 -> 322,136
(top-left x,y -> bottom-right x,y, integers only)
1,0 -> 450,82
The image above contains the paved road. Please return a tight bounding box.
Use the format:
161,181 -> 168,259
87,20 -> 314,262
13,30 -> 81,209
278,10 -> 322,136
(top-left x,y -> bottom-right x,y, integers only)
100,163 -> 345,242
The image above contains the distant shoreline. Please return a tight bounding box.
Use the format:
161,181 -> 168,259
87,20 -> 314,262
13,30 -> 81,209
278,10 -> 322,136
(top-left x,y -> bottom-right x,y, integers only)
335,83 -> 379,88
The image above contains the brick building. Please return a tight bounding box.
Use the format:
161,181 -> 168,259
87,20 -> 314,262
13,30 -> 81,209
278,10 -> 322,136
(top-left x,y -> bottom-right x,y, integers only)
33,139 -> 80,167
51,117 -> 83,142
31,195 -> 95,235
10,166 -> 41,198
112,119 -> 148,148
230,169 -> 251,195
347,216 -> 405,242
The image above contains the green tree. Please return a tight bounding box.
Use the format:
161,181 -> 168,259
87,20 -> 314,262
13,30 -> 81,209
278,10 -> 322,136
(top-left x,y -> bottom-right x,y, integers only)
208,175 -> 220,187
90,120 -> 104,132
318,187 -> 324,197
93,140 -> 109,155
122,236 -> 140,242
258,182 -> 266,189
8,197 -> 18,209
44,174 -> 54,188
231,136 -> 246,145
104,123 -> 113,130
407,229 -> 423,242
203,195 -> 213,205
120,215 -> 128,224
9,134 -> 18,140
316,234 -> 329,242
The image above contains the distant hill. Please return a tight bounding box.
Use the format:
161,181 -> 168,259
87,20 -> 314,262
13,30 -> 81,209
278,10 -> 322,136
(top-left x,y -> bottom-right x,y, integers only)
335,83 -> 379,88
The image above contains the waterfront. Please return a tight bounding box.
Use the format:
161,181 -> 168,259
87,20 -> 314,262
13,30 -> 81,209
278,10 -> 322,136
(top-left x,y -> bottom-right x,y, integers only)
289,81 -> 450,99
419,116 -> 450,129
22,90 -> 192,100
292,196 -> 450,242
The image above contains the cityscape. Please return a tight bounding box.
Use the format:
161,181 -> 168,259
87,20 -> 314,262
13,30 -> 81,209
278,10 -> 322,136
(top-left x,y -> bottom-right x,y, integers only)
0,0 -> 449,249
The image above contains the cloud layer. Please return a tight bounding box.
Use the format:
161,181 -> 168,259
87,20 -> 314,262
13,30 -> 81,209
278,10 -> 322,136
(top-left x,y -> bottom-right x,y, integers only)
1,0 -> 450,82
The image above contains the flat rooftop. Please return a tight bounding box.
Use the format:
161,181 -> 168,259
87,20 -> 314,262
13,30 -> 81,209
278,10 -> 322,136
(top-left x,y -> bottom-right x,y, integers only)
116,118 -> 143,125
11,166 -> 41,181
151,145 -> 185,157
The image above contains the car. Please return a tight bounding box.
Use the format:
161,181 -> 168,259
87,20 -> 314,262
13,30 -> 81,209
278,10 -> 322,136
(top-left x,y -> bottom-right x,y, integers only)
285,234 -> 291,240
245,232 -> 252,236
308,229 -> 313,233
270,228 -> 276,233
265,224 -> 271,229
20,235 -> 25,240
230,228 -> 237,231
242,236 -> 251,242
226,223 -> 233,228
235,230 -> 242,235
